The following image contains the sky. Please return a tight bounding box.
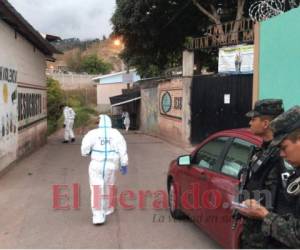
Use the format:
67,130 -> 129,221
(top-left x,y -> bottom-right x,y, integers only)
8,0 -> 116,40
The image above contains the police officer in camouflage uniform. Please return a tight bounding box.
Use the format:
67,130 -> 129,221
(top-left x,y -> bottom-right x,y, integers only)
240,99 -> 285,248
237,106 -> 300,248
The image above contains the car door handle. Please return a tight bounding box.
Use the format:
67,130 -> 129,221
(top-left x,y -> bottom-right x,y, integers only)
199,172 -> 208,181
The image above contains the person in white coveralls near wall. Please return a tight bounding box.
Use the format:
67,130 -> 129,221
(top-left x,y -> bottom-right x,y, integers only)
62,105 -> 76,143
81,114 -> 128,225
122,111 -> 130,131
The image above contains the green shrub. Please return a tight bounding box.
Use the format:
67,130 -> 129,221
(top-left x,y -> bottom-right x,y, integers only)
66,95 -> 82,107
47,77 -> 64,135
47,119 -> 58,135
47,77 -> 99,134
81,54 -> 113,74
73,106 -> 98,128
66,52 -> 113,74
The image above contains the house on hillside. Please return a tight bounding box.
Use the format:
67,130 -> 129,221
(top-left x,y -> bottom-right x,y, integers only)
92,69 -> 141,112
0,0 -> 59,173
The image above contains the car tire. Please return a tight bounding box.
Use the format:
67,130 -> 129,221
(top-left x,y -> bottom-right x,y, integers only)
168,181 -> 186,219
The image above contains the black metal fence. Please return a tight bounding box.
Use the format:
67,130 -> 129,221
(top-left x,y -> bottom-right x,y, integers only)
191,74 -> 253,143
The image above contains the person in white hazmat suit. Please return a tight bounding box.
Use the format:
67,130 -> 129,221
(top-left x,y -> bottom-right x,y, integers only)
63,106 -> 76,143
122,111 -> 130,131
81,114 -> 128,225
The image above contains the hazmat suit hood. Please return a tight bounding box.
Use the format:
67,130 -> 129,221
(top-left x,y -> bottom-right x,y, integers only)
98,114 -> 112,128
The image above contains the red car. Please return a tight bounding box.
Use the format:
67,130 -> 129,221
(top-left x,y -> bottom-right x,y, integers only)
167,129 -> 262,249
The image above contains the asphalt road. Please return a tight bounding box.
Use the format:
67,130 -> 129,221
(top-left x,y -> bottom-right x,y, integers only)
0,130 -> 220,248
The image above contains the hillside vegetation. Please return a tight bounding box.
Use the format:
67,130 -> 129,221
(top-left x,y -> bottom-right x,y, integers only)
50,37 -> 124,73
47,77 -> 98,135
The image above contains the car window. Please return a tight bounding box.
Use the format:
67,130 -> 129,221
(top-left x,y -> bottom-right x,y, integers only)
221,138 -> 255,178
194,137 -> 229,170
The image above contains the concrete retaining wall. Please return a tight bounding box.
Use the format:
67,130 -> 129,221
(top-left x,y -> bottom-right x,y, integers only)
47,72 -> 97,90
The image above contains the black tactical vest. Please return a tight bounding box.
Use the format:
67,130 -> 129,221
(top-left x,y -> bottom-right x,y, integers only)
268,169 -> 300,249
245,141 -> 284,209
276,169 -> 300,216
240,141 -> 285,249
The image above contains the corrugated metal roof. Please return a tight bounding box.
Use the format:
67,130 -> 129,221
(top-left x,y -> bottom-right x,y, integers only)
111,97 -> 141,107
110,90 -> 140,106
92,69 -> 137,81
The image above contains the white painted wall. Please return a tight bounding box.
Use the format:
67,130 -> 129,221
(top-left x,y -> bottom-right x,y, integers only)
0,19 -> 47,173
47,72 -> 97,90
96,83 -> 129,112
0,20 -> 46,86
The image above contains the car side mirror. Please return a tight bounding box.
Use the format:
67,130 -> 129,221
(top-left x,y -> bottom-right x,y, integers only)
177,155 -> 191,166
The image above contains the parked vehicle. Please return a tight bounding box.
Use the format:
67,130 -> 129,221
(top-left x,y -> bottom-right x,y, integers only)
167,129 -> 262,249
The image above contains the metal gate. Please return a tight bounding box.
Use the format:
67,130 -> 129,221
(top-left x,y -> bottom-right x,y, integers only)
191,74 -> 253,143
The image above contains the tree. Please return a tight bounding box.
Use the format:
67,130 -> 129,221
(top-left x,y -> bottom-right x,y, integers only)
112,0 -> 209,77
191,0 -> 247,35
66,52 -> 113,74
81,54 -> 113,75
47,77 -> 64,134
112,0 -> 258,77
113,0 -> 300,77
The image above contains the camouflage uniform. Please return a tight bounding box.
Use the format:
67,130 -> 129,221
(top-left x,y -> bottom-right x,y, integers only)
240,99 -> 285,249
260,106 -> 300,248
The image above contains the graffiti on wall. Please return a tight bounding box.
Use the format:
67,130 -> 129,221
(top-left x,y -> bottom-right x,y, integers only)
18,87 -> 47,130
160,89 -> 183,119
0,67 -> 18,158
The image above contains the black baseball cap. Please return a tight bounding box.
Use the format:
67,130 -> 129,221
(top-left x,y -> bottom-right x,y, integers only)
246,99 -> 284,118
270,106 -> 300,146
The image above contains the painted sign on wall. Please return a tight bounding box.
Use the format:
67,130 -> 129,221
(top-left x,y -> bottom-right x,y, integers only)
0,67 -> 18,158
160,89 -> 183,119
187,19 -> 254,50
18,87 -> 47,130
218,44 -> 254,74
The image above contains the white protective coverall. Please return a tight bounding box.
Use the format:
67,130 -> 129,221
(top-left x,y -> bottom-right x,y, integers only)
81,114 -> 128,224
63,106 -> 75,141
122,111 -> 130,131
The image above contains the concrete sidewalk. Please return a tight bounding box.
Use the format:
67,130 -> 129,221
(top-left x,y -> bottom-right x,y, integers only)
0,130 -> 219,248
